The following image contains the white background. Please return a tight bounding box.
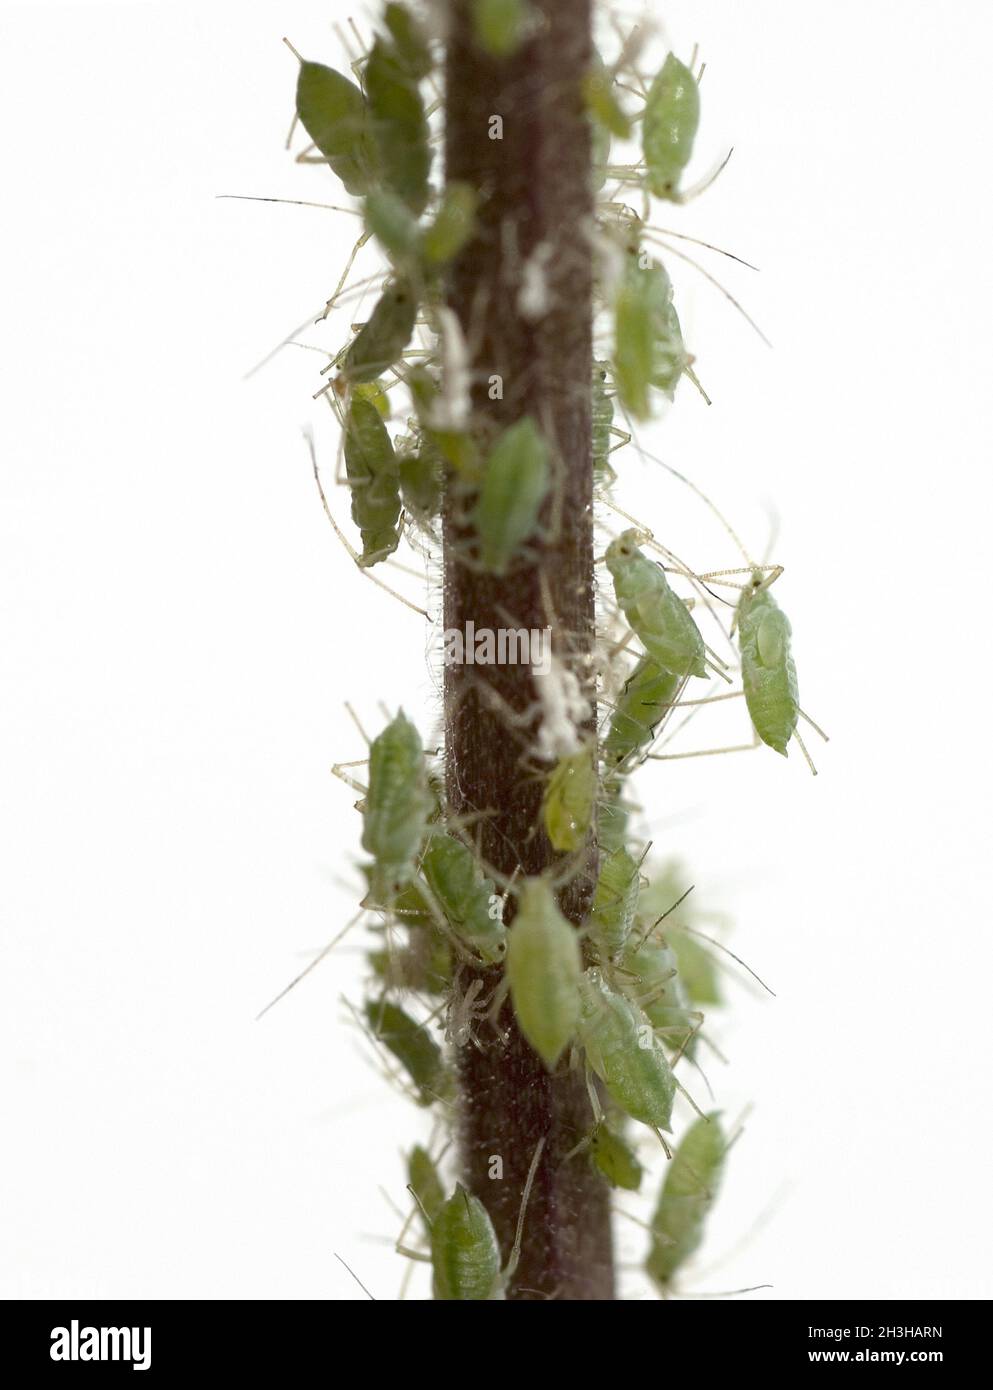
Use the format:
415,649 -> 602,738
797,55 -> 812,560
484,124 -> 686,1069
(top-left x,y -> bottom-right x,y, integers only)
1,0 -> 991,1300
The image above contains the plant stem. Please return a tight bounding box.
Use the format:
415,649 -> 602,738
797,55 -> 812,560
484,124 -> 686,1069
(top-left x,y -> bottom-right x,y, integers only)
443,0 -> 615,1300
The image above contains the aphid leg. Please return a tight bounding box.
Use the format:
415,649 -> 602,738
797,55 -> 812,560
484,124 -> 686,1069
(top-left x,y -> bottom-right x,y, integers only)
647,734 -> 759,763
255,910 -> 363,1020
331,759 -> 368,795
334,1252 -> 377,1300
503,1136 -> 547,1284
680,925 -> 776,997
671,146 -> 735,205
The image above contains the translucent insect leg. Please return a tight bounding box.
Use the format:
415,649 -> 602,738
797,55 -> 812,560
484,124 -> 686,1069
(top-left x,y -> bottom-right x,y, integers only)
799,708 -> 830,742
255,910 -> 364,1020
334,1252 -> 377,1299
503,1136 -> 547,1284
792,728 -> 818,777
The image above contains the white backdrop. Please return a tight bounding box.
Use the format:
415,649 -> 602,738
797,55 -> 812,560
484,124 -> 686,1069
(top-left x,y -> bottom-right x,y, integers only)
2,0 -> 991,1300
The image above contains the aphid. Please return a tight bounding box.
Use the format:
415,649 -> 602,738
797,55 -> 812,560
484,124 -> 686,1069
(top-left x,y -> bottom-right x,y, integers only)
577,969 -> 675,1133
613,251 -> 691,419
621,935 -> 697,1051
364,998 -> 446,1105
471,0 -> 530,59
542,745 -> 596,853
338,277 -> 419,386
647,1113 -> 726,1289
473,416 -> 550,574
638,863 -> 722,1007
395,432 -> 443,523
294,56 -> 379,196
590,1120 -> 643,1191
507,878 -> 582,1070
605,531 -> 708,680
365,35 -> 431,214
343,393 -> 402,566
430,1138 -> 545,1300
642,53 -> 701,202
361,711 -> 434,902
589,846 -> 641,961
736,575 -> 799,756
364,187 -> 420,264
583,56 -> 631,139
383,2 -> 433,81
596,785 -> 631,855
602,653 -> 681,774
421,183 -> 479,266
420,832 -> 507,963
407,1144 -> 445,1234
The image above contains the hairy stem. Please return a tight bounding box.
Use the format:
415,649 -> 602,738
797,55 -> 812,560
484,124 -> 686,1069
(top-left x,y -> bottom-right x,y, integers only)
443,0 -> 614,1300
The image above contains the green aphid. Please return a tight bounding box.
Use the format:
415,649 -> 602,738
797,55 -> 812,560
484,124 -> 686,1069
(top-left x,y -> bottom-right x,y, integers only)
396,433 -> 443,522
364,187 -> 420,264
603,653 -> 681,773
737,578 -> 799,756
613,251 -> 690,418
643,53 -> 701,202
364,998 -> 445,1105
421,183 -> 479,265
638,864 -> 721,1007
577,969 -> 675,1133
592,361 -> 614,482
647,1113 -> 726,1288
408,367 -> 478,476
542,746 -> 596,854
420,833 -> 506,963
597,785 -> 631,855
408,1144 -> 445,1234
590,1121 -> 643,1191
507,879 -> 582,1070
343,394 -> 402,566
339,277 -> 418,386
583,60 -> 631,139
362,712 -> 433,903
295,60 -> 379,196
622,935 -> 696,1050
431,1185 -> 501,1300
606,531 -> 708,681
589,847 -> 641,961
383,3 -> 433,80
365,36 -> 431,214
474,416 -> 549,574
471,0 -> 530,59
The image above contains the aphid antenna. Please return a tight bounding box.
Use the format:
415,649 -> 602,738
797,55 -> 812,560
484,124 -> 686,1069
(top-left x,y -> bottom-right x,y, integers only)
681,925 -> 776,998
345,702 -> 372,746
216,193 -> 362,218
334,1252 -> 377,1300
307,430 -> 430,618
644,222 -> 760,271
630,883 -> 696,956
674,1283 -> 773,1300
657,230 -> 771,346
665,1010 -> 706,1071
255,909 -> 363,1020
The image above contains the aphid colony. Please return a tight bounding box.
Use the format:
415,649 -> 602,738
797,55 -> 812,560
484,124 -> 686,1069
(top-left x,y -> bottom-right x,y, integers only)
272,2 -> 811,1298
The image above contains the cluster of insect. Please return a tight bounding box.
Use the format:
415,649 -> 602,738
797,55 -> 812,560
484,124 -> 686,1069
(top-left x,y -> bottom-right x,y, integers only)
263,1 -> 820,1299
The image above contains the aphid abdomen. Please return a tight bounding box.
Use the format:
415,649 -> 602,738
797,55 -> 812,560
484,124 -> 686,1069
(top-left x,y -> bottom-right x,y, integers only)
738,587 -> 799,754
364,36 -> 432,215
506,879 -> 582,1070
642,53 -> 701,201
542,746 -> 596,853
344,394 -> 402,566
622,937 -> 695,1047
431,1185 -> 502,1300
362,712 -> 432,899
474,416 -> 550,574
647,1112 -> 726,1288
295,60 -> 379,196
590,1120 -> 643,1191
577,969 -> 675,1131
408,1143 -> 445,1233
421,833 -> 506,962
340,279 -> 419,386
364,997 -> 445,1105
589,847 -> 641,960
603,654 -> 681,772
606,532 -> 708,680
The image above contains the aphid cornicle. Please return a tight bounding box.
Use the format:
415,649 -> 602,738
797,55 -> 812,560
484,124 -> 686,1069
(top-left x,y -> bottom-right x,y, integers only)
642,53 -> 701,202
603,653 -> 681,774
473,416 -> 550,574
420,832 -> 506,963
589,846 -> 641,961
339,278 -> 419,387
295,59 -> 379,196
365,36 -> 431,214
577,968 -> 676,1132
736,576 -> 799,755
364,998 -> 446,1105
343,392 -> 402,566
542,746 -> 596,854
362,711 -> 433,903
507,878 -> 582,1070
606,531 -> 708,680
647,1113 -> 726,1289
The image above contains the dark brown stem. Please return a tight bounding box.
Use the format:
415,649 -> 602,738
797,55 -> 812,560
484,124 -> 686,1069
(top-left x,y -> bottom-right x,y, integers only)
443,0 -> 614,1300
